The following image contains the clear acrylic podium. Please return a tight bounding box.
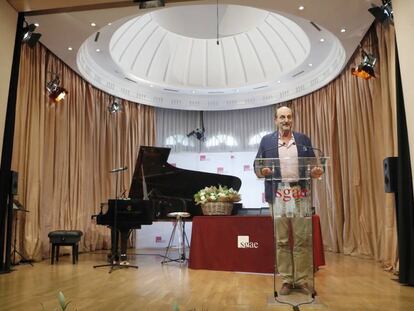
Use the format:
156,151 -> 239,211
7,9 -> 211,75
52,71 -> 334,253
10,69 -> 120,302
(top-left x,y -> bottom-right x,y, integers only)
254,157 -> 330,308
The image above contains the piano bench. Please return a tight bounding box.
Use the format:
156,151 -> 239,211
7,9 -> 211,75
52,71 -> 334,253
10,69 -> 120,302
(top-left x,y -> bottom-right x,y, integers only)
48,230 -> 83,264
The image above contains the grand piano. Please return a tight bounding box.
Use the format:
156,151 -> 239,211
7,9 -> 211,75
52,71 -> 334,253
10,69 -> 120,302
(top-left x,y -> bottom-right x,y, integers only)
95,146 -> 242,261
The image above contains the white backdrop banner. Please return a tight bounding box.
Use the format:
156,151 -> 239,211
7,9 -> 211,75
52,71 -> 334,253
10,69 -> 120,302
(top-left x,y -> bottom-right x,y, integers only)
168,151 -> 266,209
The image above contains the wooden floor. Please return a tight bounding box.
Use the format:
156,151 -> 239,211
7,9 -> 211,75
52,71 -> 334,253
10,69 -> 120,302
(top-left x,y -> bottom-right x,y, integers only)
0,250 -> 413,311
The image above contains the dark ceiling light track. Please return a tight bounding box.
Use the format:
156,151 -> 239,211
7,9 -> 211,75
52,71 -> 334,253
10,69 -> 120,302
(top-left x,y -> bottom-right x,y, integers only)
134,0 -> 165,9
23,0 -> 174,16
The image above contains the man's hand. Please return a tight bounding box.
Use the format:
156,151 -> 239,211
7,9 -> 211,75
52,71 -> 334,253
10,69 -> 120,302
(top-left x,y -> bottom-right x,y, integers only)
310,166 -> 324,179
261,167 -> 273,176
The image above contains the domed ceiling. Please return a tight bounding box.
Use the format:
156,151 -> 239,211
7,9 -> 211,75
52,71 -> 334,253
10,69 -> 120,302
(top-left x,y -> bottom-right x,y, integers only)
25,0 -> 377,110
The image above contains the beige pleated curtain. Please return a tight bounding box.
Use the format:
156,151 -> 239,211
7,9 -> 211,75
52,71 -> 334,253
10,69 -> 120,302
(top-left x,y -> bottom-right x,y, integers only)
12,44 -> 155,261
12,22 -> 398,271
284,23 -> 397,270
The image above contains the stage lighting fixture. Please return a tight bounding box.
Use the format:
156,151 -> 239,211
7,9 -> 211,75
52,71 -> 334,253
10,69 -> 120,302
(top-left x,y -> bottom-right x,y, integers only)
351,49 -> 377,80
22,22 -> 42,47
368,0 -> 393,24
134,0 -> 165,9
187,128 -> 206,141
108,99 -> 121,114
46,75 -> 68,103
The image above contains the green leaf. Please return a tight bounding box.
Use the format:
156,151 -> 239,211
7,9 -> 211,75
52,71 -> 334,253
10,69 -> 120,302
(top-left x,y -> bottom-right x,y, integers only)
58,292 -> 66,308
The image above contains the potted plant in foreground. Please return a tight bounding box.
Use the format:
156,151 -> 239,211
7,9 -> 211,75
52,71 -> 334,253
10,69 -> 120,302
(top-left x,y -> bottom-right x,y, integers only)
194,185 -> 241,215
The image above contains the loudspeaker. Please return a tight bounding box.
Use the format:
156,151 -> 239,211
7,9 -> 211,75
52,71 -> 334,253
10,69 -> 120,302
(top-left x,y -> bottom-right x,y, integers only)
11,171 -> 18,195
384,157 -> 398,193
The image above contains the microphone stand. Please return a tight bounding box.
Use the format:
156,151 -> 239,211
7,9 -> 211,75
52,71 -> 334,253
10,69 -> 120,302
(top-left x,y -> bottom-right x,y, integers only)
94,101 -> 138,273
11,202 -> 32,266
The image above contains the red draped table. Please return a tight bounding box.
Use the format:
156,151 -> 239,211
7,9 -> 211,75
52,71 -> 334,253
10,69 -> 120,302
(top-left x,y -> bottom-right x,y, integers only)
188,215 -> 325,273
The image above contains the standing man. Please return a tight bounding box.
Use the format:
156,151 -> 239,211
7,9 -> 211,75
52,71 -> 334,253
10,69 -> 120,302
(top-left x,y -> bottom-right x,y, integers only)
255,106 -> 323,295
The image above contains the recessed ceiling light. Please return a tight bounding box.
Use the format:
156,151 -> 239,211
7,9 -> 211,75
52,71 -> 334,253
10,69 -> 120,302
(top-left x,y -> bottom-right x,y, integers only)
308,63 -> 313,67
298,6 -> 305,11
150,84 -> 154,88
91,22 -> 96,27
320,38 -> 325,42
34,23 -> 39,27
277,80 -> 281,84
340,28 -> 346,33
108,23 -> 112,26
68,47 -> 73,51
96,48 -> 100,52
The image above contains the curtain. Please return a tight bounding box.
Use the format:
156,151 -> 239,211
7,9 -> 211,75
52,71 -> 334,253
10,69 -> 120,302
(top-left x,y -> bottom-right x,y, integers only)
156,105 -> 274,153
12,43 -> 155,261
155,24 -> 398,269
285,23 -> 397,270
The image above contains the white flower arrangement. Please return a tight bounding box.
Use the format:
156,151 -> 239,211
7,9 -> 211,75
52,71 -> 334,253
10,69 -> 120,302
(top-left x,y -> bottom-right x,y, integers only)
194,185 -> 241,205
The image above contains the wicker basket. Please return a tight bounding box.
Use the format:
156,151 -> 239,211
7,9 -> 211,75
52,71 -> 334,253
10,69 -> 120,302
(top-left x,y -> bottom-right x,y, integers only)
201,202 -> 233,215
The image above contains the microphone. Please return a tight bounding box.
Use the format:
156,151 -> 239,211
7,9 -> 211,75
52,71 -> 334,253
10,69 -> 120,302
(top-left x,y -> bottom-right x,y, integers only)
292,142 -> 325,157
293,143 -> 326,172
109,166 -> 128,173
259,143 -> 286,157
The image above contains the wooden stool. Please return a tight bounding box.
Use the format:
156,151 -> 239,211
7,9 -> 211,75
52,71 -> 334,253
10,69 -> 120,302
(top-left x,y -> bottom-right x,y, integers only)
48,230 -> 83,264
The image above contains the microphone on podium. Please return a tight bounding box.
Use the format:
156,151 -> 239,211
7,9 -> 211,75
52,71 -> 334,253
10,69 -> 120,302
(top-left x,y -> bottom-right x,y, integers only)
292,142 -> 325,157
109,166 -> 128,173
259,143 -> 286,157
292,143 -> 326,173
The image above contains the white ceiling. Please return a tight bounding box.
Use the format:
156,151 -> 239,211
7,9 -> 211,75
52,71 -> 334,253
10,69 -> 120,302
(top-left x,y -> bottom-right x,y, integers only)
25,0 -> 378,110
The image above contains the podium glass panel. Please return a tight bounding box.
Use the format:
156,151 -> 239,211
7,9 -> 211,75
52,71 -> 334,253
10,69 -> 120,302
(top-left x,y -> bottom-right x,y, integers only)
254,157 -> 330,306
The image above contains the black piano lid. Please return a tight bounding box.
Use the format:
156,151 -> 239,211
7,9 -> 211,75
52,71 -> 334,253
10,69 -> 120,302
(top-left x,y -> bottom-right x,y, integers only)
129,146 -> 242,200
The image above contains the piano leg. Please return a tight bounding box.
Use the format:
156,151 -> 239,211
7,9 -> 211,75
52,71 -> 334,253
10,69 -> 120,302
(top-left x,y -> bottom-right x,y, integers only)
110,227 -> 119,262
94,227 -> 139,272
120,230 -> 129,262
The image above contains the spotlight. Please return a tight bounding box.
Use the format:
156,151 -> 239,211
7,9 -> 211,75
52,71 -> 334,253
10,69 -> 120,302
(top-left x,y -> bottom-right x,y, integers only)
108,99 -> 121,114
351,49 -> 377,80
368,0 -> 393,24
134,0 -> 165,9
22,21 -> 41,47
187,128 -> 206,141
46,75 -> 68,103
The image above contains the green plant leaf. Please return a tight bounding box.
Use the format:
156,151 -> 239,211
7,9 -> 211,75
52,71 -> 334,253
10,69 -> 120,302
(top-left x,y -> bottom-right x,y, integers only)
62,301 -> 71,311
58,292 -> 66,308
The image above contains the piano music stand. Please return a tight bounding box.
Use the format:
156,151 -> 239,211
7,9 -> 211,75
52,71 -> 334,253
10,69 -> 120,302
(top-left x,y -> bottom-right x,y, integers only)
94,167 -> 138,273
11,201 -> 32,266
